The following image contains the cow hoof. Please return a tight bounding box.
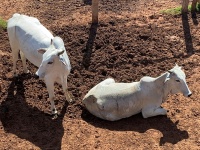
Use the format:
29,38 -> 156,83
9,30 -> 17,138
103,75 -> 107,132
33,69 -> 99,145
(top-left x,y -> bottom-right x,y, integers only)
24,70 -> 30,74
52,114 -> 58,120
68,99 -> 74,104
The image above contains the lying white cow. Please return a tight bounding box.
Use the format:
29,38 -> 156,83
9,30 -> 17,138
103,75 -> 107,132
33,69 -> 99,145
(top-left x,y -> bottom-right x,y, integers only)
7,13 -> 72,116
83,64 -> 192,121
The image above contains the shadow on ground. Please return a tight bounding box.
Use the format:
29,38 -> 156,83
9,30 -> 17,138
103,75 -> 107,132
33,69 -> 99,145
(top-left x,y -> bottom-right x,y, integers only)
0,75 -> 67,150
82,23 -> 98,69
182,13 -> 194,55
81,108 -> 189,145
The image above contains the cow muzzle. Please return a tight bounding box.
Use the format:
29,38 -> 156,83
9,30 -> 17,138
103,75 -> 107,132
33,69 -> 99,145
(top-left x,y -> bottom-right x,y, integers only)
184,91 -> 192,97
188,93 -> 192,97
33,74 -> 39,79
35,71 -> 45,79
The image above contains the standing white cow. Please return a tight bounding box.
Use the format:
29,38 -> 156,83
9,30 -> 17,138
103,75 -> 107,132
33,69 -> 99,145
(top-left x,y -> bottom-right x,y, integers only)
7,13 -> 72,116
83,64 -> 192,121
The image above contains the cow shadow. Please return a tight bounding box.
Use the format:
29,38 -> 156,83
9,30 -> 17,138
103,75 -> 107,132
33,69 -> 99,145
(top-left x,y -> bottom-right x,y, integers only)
0,74 -> 67,150
81,108 -> 189,145
82,23 -> 98,69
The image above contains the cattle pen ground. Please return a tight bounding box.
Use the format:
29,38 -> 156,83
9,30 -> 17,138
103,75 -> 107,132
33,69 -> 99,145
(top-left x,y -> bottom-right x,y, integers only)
0,0 -> 200,149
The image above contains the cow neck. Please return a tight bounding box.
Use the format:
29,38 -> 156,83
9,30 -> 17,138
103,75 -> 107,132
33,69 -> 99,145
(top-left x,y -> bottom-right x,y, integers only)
154,72 -> 170,103
162,72 -> 171,103
154,72 -> 169,87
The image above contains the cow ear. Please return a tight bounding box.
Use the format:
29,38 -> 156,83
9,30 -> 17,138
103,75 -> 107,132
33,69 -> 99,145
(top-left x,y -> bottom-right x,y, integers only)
175,63 -> 182,69
38,48 -> 47,54
168,70 -> 173,74
57,49 -> 65,56
49,39 -> 56,49
165,71 -> 171,83
50,39 -> 53,45
168,70 -> 176,78
165,77 -> 170,83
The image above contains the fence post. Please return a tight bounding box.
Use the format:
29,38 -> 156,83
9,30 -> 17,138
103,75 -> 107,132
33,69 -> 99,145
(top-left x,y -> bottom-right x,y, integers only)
191,0 -> 198,11
182,0 -> 189,13
92,0 -> 99,24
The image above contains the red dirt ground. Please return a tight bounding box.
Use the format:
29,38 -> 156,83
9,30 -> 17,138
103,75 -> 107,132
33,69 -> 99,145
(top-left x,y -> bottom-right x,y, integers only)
0,0 -> 200,149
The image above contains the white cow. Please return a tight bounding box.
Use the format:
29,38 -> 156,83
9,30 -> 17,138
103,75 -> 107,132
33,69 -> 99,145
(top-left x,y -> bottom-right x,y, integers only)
7,13 -> 72,116
83,64 -> 192,121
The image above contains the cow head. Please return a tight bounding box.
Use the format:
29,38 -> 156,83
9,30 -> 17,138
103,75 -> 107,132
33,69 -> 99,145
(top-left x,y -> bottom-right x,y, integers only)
35,39 -> 65,79
165,64 -> 192,97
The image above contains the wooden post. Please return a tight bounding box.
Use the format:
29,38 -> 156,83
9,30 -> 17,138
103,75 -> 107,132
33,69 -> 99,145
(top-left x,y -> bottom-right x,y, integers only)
92,0 -> 99,24
182,0 -> 189,13
192,0 -> 198,12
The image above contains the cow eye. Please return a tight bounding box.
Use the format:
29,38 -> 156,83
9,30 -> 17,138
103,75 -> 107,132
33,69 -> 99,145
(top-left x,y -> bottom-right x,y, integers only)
176,80 -> 180,82
47,61 -> 53,64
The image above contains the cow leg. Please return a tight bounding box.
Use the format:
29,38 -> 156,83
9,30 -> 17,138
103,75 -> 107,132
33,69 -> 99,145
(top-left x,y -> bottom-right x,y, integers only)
142,107 -> 167,118
62,79 -> 72,103
44,79 -> 57,115
11,46 -> 19,76
20,51 -> 29,74
64,88 -> 72,103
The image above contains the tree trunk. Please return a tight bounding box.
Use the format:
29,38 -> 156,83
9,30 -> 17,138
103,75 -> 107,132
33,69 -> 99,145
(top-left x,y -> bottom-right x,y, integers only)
92,0 -> 99,24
